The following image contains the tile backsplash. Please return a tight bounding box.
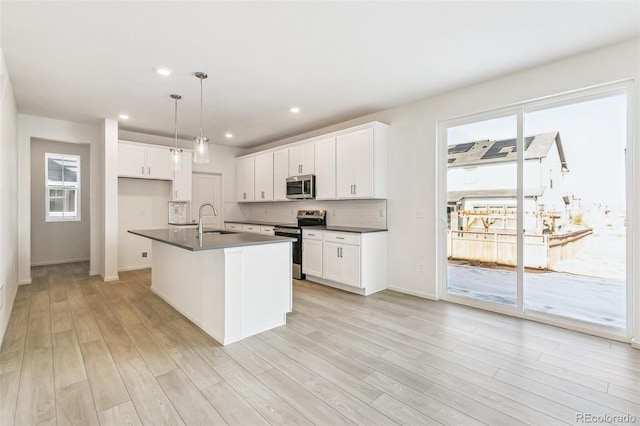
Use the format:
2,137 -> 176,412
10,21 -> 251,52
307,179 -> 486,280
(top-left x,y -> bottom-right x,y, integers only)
231,199 -> 387,229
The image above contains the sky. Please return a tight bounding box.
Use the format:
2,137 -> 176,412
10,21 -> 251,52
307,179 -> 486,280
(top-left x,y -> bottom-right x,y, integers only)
447,94 -> 627,211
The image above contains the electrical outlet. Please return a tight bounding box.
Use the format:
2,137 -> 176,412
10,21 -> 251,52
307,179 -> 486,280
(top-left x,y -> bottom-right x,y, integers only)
142,252 -> 148,258
416,209 -> 425,219
418,262 -> 425,273
140,208 -> 146,216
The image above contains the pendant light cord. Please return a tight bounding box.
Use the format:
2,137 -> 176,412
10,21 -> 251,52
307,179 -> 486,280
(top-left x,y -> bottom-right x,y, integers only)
174,96 -> 179,147
199,76 -> 204,138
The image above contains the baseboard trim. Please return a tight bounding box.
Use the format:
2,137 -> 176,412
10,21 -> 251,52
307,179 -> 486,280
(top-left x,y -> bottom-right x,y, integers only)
386,286 -> 438,301
89,270 -> 99,276
102,275 -> 119,282
18,279 -> 32,285
118,265 -> 151,272
631,338 -> 640,350
31,258 -> 90,266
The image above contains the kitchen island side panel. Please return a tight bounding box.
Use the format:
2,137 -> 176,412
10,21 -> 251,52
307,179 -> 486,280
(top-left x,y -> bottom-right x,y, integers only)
149,240 -> 292,345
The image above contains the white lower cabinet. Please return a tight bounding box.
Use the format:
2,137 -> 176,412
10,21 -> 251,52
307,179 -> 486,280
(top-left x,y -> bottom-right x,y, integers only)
323,241 -> 360,287
303,229 -> 387,295
302,231 -> 323,277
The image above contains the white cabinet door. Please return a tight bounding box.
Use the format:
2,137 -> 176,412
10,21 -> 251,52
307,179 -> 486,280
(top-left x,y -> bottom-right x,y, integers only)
336,129 -> 375,199
339,243 -> 361,287
315,137 -> 336,199
336,133 -> 355,198
322,242 -> 342,283
254,153 -> 274,201
173,151 -> 192,201
322,241 -> 361,287
352,128 -> 374,198
236,157 -> 255,202
273,149 -> 289,201
146,146 -> 173,180
288,143 -> 315,176
118,143 -> 146,177
303,239 -> 323,277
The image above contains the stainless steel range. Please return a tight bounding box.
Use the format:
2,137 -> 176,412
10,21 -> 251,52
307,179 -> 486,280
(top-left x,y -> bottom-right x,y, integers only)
274,210 -> 326,280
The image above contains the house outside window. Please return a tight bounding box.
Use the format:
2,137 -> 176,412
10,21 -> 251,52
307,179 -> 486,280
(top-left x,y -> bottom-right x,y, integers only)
45,153 -> 80,221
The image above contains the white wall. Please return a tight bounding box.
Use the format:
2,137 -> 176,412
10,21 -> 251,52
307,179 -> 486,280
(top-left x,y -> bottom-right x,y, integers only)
18,115 -> 102,283
118,178 -> 171,271
245,39 -> 640,343
30,139 -> 91,265
102,119 -> 118,281
0,47 -> 19,347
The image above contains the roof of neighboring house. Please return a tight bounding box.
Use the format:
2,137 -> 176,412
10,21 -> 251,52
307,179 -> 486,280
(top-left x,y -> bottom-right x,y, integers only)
447,131 -> 568,171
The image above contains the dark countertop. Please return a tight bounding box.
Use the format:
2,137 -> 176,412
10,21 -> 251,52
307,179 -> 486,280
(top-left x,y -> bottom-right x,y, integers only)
128,228 -> 295,252
225,220 -> 298,227
301,225 -> 388,234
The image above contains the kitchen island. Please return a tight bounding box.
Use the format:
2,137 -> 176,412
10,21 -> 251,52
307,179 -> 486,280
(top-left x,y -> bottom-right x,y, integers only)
128,228 -> 294,345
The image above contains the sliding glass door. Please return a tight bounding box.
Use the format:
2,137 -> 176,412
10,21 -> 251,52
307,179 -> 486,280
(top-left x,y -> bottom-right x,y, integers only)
445,114 -> 519,308
522,94 -> 628,329
442,85 -> 629,335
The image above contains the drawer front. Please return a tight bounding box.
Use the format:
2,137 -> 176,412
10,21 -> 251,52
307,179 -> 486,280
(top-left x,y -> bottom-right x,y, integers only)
225,223 -> 243,231
323,232 -> 360,245
302,229 -> 323,240
260,226 -> 275,236
242,224 -> 261,233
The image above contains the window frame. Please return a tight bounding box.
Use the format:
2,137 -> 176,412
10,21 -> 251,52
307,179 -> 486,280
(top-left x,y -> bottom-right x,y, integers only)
45,152 -> 81,222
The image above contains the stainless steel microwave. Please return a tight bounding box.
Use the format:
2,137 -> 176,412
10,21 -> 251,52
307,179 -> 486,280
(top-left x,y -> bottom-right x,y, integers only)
286,174 -> 315,199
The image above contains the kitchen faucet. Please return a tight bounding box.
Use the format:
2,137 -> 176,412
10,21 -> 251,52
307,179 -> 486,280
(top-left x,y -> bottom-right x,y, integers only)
198,202 -> 219,237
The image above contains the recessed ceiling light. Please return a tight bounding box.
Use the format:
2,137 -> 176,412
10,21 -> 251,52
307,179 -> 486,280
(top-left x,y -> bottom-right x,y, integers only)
155,67 -> 172,76
289,106 -> 300,113
118,114 -> 129,120
225,133 -> 233,139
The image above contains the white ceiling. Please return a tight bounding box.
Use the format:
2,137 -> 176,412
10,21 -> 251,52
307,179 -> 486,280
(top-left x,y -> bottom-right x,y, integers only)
2,1 -> 639,148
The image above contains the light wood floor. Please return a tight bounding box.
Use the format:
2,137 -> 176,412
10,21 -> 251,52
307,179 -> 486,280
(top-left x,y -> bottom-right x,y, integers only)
1,263 -> 639,425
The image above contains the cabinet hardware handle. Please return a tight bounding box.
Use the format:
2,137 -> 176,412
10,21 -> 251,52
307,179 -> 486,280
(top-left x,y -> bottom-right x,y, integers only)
262,191 -> 265,199
337,247 -> 340,257
336,237 -> 345,240
148,166 -> 151,175
243,192 -> 246,200
353,184 -> 356,195
141,166 -> 144,175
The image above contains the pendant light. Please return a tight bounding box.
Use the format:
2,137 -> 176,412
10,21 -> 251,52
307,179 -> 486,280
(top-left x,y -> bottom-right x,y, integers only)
169,94 -> 183,171
193,72 -> 210,164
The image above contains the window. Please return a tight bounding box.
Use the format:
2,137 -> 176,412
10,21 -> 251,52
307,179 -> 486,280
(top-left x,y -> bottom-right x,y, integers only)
45,153 -> 80,221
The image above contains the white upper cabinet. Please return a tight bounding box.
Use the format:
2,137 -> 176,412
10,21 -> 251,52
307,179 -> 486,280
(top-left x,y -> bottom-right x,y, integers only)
254,152 -> 274,201
234,122 -> 387,202
237,156 -> 255,202
336,124 -> 387,199
118,141 -> 173,180
273,149 -> 289,201
173,150 -> 193,201
315,137 -> 336,199
288,142 -> 315,176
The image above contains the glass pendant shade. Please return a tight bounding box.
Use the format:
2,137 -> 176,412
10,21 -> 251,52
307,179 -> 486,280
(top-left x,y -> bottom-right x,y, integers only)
170,93 -> 183,172
192,72 -> 210,165
171,148 -> 182,171
193,136 -> 209,164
